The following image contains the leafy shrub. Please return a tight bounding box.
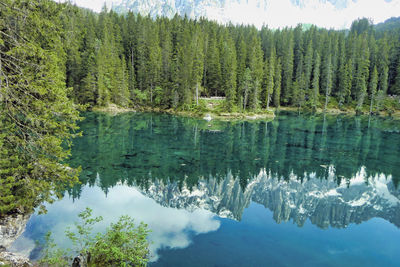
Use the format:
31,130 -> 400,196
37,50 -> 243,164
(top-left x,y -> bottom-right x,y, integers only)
39,208 -> 150,267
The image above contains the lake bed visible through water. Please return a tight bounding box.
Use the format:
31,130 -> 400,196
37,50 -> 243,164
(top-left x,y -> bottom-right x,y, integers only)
10,112 -> 400,266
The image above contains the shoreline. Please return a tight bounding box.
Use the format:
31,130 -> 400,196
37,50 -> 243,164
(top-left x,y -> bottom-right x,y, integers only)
92,104 -> 276,121
90,103 -> 400,120
0,213 -> 32,266
159,109 -> 275,121
277,106 -> 400,119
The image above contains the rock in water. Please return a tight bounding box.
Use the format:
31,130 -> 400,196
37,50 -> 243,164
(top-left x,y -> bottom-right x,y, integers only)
0,214 -> 31,249
203,114 -> 212,121
0,251 -> 31,266
72,256 -> 82,267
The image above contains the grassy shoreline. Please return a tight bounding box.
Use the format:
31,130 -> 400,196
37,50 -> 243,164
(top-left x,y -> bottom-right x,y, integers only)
92,100 -> 276,121
91,101 -> 400,120
277,106 -> 400,119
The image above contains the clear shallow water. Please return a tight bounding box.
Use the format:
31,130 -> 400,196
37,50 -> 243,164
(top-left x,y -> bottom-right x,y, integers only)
11,112 -> 400,266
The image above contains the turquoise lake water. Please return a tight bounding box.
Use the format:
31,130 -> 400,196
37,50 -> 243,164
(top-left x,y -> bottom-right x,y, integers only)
11,111 -> 400,266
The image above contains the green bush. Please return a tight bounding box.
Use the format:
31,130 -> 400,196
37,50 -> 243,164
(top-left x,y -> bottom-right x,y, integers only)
39,208 -> 150,267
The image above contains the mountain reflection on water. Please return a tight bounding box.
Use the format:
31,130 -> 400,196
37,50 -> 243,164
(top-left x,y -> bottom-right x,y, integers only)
12,111 -> 400,264
66,112 -> 400,228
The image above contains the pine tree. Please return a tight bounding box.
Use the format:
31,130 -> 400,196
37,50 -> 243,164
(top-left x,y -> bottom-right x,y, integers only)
241,68 -> 253,111
205,28 -> 221,96
135,15 -> 147,92
0,0 -> 80,215
369,66 -> 378,114
311,52 -> 321,110
236,31 -> 247,100
265,48 -> 276,109
377,35 -> 389,94
146,23 -> 162,105
192,30 -> 205,105
394,57 -> 400,95
123,12 -> 138,103
159,19 -> 173,102
303,40 -> 313,91
247,29 -> 264,110
273,59 -> 282,108
343,59 -> 353,105
355,35 -> 370,112
115,57 -> 130,107
221,35 -> 237,110
323,56 -> 332,112
281,31 -> 294,105
337,35 -> 347,107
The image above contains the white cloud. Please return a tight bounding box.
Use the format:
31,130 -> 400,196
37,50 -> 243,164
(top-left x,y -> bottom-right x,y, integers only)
59,0 -> 400,29
221,0 -> 400,29
12,183 -> 220,262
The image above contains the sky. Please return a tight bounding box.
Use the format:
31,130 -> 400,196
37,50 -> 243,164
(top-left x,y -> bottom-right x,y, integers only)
62,0 -> 400,29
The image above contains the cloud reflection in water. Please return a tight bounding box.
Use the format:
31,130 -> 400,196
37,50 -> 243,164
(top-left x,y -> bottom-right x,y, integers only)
13,178 -> 220,262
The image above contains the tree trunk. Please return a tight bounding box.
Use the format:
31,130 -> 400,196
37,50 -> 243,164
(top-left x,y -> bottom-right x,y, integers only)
243,86 -> 248,111
196,82 -> 199,106
150,84 -> 153,104
131,48 -> 134,69
324,90 -> 329,112
369,93 -> 374,115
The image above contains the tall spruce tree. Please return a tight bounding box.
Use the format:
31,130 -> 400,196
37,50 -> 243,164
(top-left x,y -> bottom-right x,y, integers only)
0,0 -> 80,215
281,30 -> 294,105
273,59 -> 282,108
221,35 -> 237,110
311,52 -> 321,110
369,66 -> 378,114
265,47 -> 276,109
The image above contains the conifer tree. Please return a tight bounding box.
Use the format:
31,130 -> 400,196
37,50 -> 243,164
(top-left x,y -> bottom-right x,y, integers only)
323,56 -> 332,111
311,52 -> 321,110
337,35 -> 347,107
265,48 -> 276,109
281,31 -> 294,105
377,36 -> 389,94
0,0 -> 80,215
247,30 -> 264,110
369,66 -> 378,114
146,23 -> 162,104
221,36 -> 237,110
159,19 -> 173,95
355,35 -> 370,112
241,68 -> 253,110
273,59 -> 282,108
205,28 -> 221,96
236,32 -> 247,100
303,40 -> 313,91
192,30 -> 205,105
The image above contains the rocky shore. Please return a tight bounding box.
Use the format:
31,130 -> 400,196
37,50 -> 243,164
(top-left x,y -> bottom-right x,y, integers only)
0,214 -> 32,266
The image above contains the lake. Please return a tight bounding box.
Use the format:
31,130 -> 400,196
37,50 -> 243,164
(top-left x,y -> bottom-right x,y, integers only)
10,111 -> 400,266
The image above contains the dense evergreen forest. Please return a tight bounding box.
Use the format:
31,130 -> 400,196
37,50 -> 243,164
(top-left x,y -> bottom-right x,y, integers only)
1,0 -> 400,216
62,4 -> 400,113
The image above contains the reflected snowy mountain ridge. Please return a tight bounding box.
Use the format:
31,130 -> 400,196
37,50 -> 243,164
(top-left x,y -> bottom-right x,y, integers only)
131,166 -> 400,229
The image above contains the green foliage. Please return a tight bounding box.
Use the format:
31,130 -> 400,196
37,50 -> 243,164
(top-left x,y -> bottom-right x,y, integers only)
50,2 -> 400,115
65,207 -> 103,261
39,208 -> 150,267
91,216 -> 150,267
3,3 -> 400,218
39,232 -> 70,267
0,0 -> 81,216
